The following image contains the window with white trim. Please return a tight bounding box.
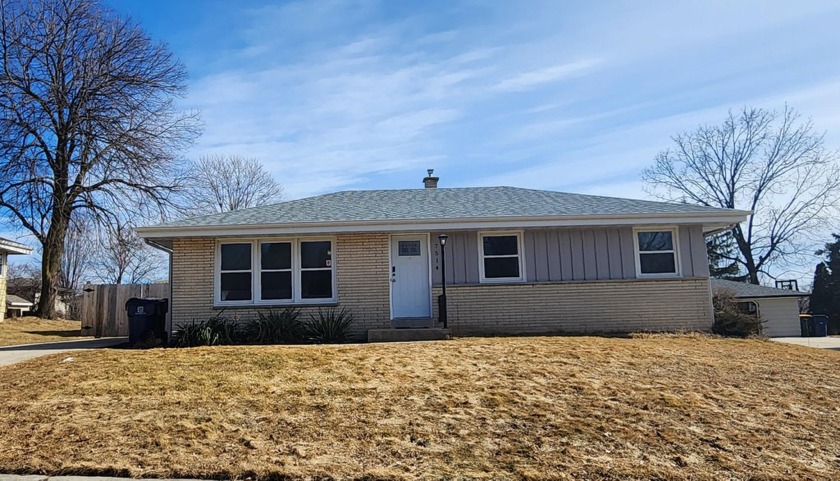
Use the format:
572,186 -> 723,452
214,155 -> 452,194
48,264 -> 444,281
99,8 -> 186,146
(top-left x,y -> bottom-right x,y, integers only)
217,239 -> 335,305
300,241 -> 333,299
219,243 -> 252,301
479,232 -> 524,282
635,229 -> 679,276
260,242 -> 292,301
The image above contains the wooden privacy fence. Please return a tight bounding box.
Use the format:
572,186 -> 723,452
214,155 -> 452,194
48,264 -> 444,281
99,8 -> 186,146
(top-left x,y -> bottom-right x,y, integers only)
80,283 -> 170,337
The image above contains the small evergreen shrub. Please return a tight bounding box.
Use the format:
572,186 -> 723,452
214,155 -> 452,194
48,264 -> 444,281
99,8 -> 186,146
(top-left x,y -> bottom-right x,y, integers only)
304,307 -> 355,344
244,308 -> 304,344
712,291 -> 764,337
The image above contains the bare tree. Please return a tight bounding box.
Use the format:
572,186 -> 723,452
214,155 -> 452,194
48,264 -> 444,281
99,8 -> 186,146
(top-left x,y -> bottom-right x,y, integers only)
92,222 -> 164,284
643,106 -> 840,284
60,214 -> 93,291
182,154 -> 283,214
0,0 -> 200,317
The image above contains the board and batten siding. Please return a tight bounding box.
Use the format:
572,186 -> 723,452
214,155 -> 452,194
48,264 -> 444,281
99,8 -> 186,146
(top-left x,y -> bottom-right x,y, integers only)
432,225 -> 709,285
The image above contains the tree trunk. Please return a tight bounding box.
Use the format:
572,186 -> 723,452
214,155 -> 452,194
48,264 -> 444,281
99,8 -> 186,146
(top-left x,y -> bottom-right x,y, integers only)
36,215 -> 69,319
732,226 -> 760,284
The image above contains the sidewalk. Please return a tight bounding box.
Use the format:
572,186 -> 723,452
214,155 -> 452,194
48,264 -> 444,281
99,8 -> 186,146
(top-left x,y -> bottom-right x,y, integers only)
772,336 -> 840,350
0,337 -> 127,366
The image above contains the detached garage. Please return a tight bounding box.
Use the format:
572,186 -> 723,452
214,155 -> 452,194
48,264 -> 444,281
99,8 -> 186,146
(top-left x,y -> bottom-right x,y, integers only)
712,279 -> 809,337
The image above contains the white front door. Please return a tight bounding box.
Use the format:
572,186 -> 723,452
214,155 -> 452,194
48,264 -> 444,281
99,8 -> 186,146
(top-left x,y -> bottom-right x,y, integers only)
390,235 -> 431,320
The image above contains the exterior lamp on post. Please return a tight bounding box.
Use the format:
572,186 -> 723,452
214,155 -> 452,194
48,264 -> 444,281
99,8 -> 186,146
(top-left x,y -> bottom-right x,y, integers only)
438,234 -> 448,328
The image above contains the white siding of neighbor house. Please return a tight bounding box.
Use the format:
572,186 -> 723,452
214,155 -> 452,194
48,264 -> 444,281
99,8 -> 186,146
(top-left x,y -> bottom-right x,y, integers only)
432,225 -> 709,285
749,297 -> 802,337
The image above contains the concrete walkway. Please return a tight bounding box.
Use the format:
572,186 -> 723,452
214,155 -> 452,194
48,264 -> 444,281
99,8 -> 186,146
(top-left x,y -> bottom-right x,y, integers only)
0,337 -> 127,366
772,336 -> 840,351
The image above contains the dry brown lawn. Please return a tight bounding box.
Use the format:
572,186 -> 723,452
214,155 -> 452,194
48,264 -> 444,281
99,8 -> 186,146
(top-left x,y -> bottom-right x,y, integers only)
0,316 -> 88,346
0,336 -> 839,480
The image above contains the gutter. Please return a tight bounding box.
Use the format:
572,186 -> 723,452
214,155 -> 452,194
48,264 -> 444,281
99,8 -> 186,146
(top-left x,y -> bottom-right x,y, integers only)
135,210 -> 752,239
144,238 -> 174,337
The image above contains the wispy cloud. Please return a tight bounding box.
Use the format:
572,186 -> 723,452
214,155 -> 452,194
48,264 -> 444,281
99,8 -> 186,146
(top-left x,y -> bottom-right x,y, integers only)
492,58 -> 602,92
159,0 -> 840,207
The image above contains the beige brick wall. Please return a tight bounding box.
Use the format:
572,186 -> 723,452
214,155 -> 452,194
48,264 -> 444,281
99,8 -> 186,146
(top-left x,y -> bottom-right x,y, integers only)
432,277 -> 713,335
170,233 -> 391,340
171,234 -> 714,340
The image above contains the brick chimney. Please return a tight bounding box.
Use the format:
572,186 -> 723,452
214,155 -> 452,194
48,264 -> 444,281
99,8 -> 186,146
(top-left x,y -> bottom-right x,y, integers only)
423,169 -> 439,189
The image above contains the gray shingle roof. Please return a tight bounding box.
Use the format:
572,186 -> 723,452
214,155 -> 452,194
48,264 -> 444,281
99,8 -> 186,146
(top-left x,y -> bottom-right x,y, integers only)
150,187 -> 743,229
712,279 -> 809,298
6,294 -> 33,306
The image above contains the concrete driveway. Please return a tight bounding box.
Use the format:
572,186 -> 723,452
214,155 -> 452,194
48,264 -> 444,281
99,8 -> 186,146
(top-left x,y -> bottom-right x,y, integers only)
0,337 -> 127,366
772,337 -> 840,351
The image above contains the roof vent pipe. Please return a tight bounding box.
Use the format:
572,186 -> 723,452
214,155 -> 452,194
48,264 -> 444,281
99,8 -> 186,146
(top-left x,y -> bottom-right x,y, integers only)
423,169 -> 439,189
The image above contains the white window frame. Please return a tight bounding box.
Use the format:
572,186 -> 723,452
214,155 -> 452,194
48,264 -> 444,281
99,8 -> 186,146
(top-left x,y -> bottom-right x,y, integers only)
215,237 -> 337,306
478,231 -> 525,283
633,227 -> 681,278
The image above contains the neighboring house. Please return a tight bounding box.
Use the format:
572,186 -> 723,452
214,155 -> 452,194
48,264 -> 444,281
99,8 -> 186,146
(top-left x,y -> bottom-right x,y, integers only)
712,279 -> 808,337
136,172 -> 749,341
0,237 -> 33,323
5,294 -> 33,318
5,279 -> 73,318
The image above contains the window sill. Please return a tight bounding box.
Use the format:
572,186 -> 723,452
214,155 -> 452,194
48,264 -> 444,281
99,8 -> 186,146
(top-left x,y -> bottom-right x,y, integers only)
478,278 -> 526,284
636,273 -> 681,279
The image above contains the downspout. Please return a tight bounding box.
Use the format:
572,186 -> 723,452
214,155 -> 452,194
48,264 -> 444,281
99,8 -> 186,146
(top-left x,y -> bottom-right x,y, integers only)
144,239 -> 174,338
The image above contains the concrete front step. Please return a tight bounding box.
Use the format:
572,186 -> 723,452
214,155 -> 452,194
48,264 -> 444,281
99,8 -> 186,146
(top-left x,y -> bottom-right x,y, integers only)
367,328 -> 449,343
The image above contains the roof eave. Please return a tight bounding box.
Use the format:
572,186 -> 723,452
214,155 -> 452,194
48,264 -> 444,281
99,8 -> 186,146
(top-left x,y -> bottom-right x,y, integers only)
136,211 -> 750,239
722,293 -> 810,299
0,239 -> 33,255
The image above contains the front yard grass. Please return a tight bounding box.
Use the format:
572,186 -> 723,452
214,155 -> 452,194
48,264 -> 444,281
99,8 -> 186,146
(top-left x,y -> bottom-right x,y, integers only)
0,336 -> 838,480
0,316 -> 89,347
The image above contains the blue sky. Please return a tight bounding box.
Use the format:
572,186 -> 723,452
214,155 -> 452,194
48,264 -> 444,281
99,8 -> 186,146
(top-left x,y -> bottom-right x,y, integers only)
5,0 -> 840,282
109,0 -> 840,200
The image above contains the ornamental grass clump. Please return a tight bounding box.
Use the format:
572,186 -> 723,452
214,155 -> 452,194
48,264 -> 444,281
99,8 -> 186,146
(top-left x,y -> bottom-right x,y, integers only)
304,307 -> 355,344
244,308 -> 305,344
171,316 -> 239,347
